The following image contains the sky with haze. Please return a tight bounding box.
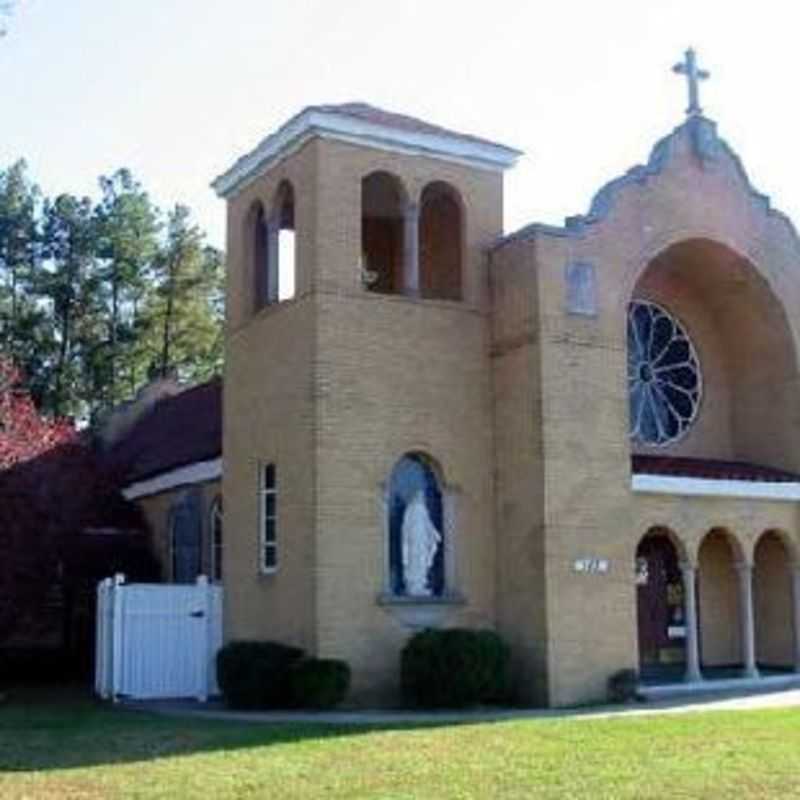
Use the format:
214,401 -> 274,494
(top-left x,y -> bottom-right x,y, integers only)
2,1 -> 800,250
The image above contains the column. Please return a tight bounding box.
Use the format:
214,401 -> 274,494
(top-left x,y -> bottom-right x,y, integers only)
736,562 -> 759,679
792,565 -> 800,672
266,215 -> 280,303
681,562 -> 702,683
403,202 -> 420,298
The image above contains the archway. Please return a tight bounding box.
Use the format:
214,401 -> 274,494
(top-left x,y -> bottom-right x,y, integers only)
636,528 -> 686,680
419,181 -> 463,301
361,171 -> 407,295
628,238 -> 800,472
697,528 -> 743,674
754,530 -> 795,671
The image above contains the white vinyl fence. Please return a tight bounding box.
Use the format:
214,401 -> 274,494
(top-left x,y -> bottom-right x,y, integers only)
95,574 -> 223,701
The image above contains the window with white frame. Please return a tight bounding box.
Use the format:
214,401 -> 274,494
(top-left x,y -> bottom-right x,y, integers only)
209,496 -> 223,583
259,463 -> 277,572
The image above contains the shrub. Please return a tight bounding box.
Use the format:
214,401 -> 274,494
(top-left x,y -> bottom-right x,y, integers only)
607,668 -> 639,703
216,640 -> 305,709
289,658 -> 351,709
401,628 -> 511,709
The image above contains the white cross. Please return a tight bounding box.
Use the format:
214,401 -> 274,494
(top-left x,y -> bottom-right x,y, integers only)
673,48 -> 710,117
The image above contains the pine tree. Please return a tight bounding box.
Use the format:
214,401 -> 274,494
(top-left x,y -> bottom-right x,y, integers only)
143,204 -> 224,383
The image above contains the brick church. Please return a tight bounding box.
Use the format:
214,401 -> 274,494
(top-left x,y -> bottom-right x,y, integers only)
172,50 -> 800,706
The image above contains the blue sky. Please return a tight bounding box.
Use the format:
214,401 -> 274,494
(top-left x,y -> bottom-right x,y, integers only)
3,1 -> 800,249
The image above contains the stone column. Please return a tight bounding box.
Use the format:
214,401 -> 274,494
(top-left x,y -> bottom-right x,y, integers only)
792,565 -> 800,672
266,215 -> 280,303
403,203 -> 420,298
681,562 -> 702,683
736,562 -> 759,679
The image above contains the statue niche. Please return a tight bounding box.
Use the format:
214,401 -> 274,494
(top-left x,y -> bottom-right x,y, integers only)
388,454 -> 445,597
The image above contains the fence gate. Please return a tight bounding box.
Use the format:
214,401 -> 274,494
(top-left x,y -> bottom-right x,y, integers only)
95,574 -> 222,701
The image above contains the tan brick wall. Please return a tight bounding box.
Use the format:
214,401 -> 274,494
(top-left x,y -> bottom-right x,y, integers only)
492,120 -> 800,706
223,297 -> 318,653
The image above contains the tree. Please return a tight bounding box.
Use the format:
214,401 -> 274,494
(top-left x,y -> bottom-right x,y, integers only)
142,204 -> 224,382
0,358 -> 74,469
0,161 -> 46,396
0,358 -> 156,660
39,194 -> 101,418
93,170 -> 160,408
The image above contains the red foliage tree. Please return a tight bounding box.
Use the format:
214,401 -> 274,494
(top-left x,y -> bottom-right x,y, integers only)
0,358 -> 75,469
0,359 -> 157,666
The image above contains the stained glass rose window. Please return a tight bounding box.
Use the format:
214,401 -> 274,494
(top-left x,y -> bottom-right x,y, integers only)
628,300 -> 702,446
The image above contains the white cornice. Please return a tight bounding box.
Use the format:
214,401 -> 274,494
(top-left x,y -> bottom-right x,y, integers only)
632,473 -> 800,502
212,109 -> 522,198
122,457 -> 222,501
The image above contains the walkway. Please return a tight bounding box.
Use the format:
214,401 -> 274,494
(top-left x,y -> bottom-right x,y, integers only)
125,686 -> 800,727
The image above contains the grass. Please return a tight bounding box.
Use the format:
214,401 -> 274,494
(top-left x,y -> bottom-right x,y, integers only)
2,688 -> 800,798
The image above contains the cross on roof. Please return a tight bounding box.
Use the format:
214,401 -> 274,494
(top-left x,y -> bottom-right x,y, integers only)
673,48 -> 710,117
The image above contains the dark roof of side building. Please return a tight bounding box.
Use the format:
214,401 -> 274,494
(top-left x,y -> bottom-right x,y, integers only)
107,378 -> 221,486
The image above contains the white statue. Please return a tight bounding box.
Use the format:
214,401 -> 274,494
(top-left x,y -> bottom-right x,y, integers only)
401,490 -> 442,596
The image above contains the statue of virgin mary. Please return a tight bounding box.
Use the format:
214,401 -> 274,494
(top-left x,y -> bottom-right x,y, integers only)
401,490 -> 442,596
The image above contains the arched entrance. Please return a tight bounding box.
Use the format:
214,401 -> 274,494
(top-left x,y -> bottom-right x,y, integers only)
636,529 -> 686,680
754,530 -> 795,671
697,528 -> 743,674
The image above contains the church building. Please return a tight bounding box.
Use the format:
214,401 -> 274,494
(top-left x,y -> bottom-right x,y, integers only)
210,52 -> 800,707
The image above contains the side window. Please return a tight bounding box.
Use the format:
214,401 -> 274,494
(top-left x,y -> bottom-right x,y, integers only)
170,491 -> 202,584
259,463 -> 278,573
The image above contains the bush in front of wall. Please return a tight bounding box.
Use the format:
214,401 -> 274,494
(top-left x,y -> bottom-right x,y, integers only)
288,658 -> 351,709
607,668 -> 640,703
400,628 -> 511,709
216,640 -> 305,710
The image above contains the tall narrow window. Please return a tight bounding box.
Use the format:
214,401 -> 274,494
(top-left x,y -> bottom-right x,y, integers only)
249,201 -> 268,313
209,496 -> 223,583
170,491 -> 202,584
259,463 -> 278,573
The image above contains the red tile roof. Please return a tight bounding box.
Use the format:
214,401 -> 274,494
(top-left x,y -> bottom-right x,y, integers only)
632,455 -> 800,483
107,378 -> 221,485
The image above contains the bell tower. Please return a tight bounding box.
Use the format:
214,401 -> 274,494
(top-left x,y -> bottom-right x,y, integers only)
213,103 -> 520,700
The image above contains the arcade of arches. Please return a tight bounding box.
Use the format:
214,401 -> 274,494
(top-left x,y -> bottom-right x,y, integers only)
636,528 -> 800,682
360,171 -> 463,300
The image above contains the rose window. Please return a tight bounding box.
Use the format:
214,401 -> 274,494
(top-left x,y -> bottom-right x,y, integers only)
628,300 -> 702,446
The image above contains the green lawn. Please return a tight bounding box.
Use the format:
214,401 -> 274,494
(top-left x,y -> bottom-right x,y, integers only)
2,689 -> 800,799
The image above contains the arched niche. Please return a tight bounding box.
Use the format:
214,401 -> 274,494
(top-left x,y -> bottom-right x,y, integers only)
419,181 -> 463,301
384,452 -> 448,598
628,238 -> 800,470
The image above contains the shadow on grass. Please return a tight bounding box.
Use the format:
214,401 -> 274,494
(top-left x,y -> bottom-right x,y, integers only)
0,684 -> 492,773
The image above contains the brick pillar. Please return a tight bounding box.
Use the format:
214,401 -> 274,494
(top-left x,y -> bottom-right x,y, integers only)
267,215 -> 280,303
736,562 -> 759,679
403,203 -> 420,297
681,562 -> 702,683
